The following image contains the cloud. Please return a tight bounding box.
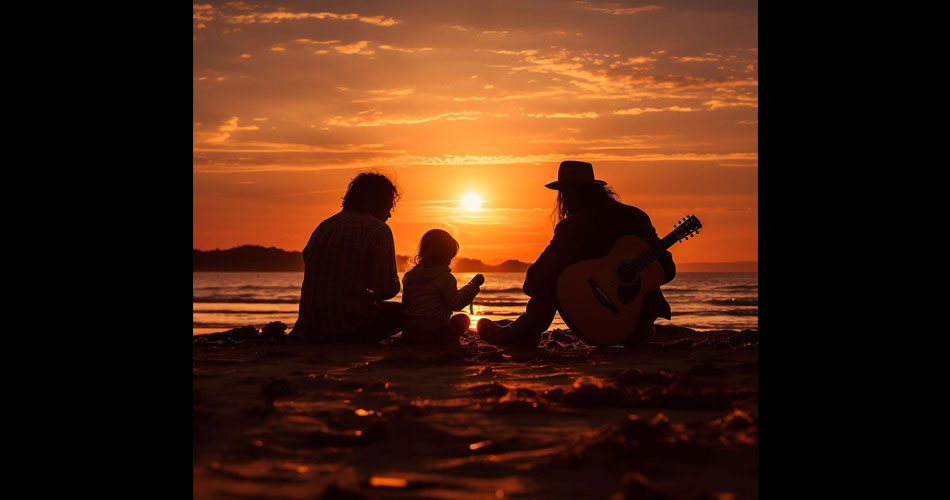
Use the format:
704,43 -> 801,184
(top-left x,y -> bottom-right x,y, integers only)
477,49 -> 540,56
344,87 -> 417,102
218,116 -> 258,132
619,56 -> 658,65
378,45 -> 434,53
324,111 -> 482,127
575,2 -> 662,15
481,46 -> 757,104
195,140 -> 405,154
194,151 -> 758,173
193,4 -> 214,24
295,38 -> 340,45
358,15 -> 401,27
523,134 -> 666,145
703,95 -> 758,109
194,116 -> 259,145
613,106 -> 697,115
448,89 -> 574,102
334,41 -> 374,55
195,4 -> 401,27
525,112 -> 599,119
675,56 -> 720,62
366,88 -> 416,96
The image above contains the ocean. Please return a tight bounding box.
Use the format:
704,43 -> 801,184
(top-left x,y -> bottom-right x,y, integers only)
193,271 -> 758,336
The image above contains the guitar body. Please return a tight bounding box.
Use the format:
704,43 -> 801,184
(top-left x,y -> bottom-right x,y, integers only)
555,235 -> 666,346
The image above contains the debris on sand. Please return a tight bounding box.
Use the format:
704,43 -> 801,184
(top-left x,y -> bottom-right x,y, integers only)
621,471 -> 673,500
261,321 -> 288,338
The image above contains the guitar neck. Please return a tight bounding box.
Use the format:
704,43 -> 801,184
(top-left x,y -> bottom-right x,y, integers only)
629,229 -> 679,272
659,229 -> 680,250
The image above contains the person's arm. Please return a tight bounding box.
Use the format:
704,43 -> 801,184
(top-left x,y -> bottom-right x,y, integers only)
369,226 -> 400,300
523,218 -> 584,300
657,246 -> 676,284
437,274 -> 482,311
638,214 -> 676,284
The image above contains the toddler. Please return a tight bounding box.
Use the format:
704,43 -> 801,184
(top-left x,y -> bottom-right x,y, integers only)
401,229 -> 484,345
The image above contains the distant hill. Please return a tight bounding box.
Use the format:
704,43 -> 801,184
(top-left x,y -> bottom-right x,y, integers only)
398,256 -> 531,272
193,246 -> 530,272
193,246 -> 303,271
453,258 -> 531,272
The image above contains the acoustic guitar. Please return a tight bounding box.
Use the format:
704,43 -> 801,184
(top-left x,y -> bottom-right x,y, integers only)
555,215 -> 703,346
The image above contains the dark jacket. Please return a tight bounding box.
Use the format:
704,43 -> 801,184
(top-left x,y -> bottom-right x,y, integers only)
523,198 -> 675,320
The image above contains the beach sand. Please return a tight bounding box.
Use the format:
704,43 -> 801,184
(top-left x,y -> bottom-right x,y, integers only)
193,324 -> 757,500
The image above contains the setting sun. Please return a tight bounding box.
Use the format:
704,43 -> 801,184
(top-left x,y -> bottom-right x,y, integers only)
461,193 -> 484,211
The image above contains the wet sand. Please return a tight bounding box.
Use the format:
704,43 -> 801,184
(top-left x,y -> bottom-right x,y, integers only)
193,324 -> 757,499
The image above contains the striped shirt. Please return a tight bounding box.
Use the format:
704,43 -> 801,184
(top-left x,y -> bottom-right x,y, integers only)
291,211 -> 400,340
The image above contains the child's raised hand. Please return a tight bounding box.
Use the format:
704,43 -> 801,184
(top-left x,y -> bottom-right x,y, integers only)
472,274 -> 485,287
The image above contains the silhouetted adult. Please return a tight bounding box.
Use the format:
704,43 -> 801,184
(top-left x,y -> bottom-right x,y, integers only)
477,161 -> 675,349
290,172 -> 406,343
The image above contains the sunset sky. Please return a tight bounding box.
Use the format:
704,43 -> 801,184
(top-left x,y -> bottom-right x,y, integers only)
193,0 -> 757,264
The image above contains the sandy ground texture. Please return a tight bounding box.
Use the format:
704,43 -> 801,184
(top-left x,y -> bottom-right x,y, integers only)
194,323 -> 757,500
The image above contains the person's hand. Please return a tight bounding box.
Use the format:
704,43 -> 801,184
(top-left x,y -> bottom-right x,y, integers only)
472,274 -> 485,287
361,289 -> 381,313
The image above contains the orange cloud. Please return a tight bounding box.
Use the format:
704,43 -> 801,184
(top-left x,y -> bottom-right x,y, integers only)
613,106 -> 697,115
295,38 -> 340,45
334,41 -> 374,55
379,45 -> 434,53
195,4 -> 401,27
575,2 -> 662,15
525,111 -> 599,119
324,111 -> 482,127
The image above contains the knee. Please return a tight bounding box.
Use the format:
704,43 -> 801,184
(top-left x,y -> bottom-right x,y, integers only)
450,314 -> 471,330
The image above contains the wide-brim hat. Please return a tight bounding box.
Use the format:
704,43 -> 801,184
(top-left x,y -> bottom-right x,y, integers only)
544,161 -> 607,190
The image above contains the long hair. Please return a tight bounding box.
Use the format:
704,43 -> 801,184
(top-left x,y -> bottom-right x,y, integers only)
413,229 -> 460,267
551,184 -> 620,226
341,171 -> 400,214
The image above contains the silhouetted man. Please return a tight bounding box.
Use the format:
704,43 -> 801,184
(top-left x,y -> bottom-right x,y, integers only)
477,161 -> 675,349
290,172 -> 406,343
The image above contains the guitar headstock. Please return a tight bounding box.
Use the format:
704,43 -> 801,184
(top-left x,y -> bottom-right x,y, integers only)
672,214 -> 703,242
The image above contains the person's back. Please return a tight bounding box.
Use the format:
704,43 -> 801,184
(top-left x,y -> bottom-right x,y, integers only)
290,172 -> 403,343
293,211 -> 399,341
400,229 -> 483,345
523,198 -> 674,303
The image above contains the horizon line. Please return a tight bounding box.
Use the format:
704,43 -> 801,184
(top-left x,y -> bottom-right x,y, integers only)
193,245 -> 757,266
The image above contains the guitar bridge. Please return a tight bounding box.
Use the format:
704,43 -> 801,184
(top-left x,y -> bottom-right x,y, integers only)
587,278 -> 620,314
